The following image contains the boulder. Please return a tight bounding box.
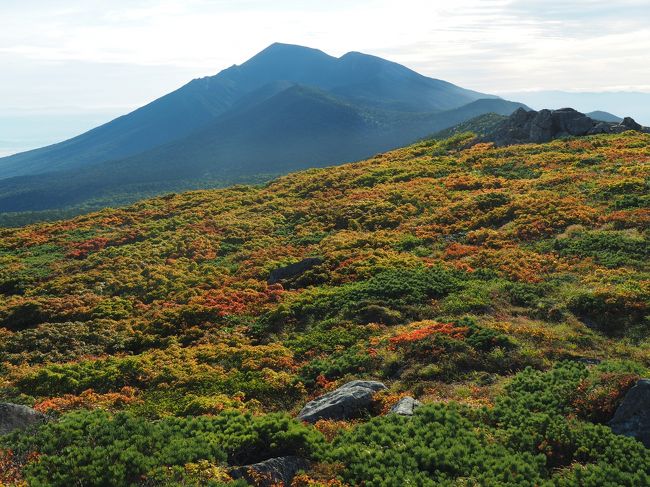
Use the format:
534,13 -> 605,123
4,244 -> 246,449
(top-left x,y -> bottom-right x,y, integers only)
297,380 -> 387,423
567,115 -> 594,135
509,107 -> 535,126
552,108 -> 594,136
529,109 -> 554,142
588,122 -> 612,135
230,456 -> 309,486
389,396 -> 422,416
0,403 -> 45,435
267,257 -> 323,285
621,116 -> 643,131
609,379 -> 650,447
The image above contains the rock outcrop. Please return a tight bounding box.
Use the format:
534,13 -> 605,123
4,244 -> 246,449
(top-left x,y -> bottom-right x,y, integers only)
486,107 -> 649,146
297,380 -> 387,423
620,116 -> 643,131
609,379 -> 650,447
229,456 -> 309,487
267,257 -> 323,285
0,403 -> 46,435
389,396 -> 422,416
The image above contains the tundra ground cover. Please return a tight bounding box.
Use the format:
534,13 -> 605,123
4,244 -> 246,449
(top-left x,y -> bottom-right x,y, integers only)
1,132 -> 648,484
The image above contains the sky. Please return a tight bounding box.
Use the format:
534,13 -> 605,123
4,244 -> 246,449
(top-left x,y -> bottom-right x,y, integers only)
2,0 -> 650,155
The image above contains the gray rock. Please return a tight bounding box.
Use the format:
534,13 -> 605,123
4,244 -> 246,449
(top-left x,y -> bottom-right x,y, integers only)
610,124 -> 630,134
0,403 -> 45,435
267,257 -> 323,285
574,356 -> 602,366
297,380 -> 387,423
552,107 -> 594,136
529,109 -> 554,142
588,122 -> 612,135
609,379 -> 650,447
485,107 -> 646,147
230,456 -> 309,486
621,116 -> 643,131
389,396 -> 422,416
566,115 -> 594,135
510,107 -> 535,126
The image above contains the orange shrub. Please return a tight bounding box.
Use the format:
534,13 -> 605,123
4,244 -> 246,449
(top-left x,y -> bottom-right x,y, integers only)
389,321 -> 468,348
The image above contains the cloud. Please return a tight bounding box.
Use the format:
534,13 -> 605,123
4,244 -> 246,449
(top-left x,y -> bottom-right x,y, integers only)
1,0 -> 648,112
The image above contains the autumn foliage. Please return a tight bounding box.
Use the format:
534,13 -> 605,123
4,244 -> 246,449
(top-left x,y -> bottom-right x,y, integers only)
0,132 -> 649,484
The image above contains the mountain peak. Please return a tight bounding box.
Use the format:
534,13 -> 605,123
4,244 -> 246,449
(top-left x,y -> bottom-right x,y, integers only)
244,42 -> 333,65
263,42 -> 316,51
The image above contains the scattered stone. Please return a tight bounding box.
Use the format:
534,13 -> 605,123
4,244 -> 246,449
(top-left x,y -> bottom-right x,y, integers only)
267,257 -> 323,285
230,456 -> 309,487
389,396 -> 422,416
297,380 -> 387,423
609,379 -> 650,448
574,357 -> 602,366
0,403 -> 46,435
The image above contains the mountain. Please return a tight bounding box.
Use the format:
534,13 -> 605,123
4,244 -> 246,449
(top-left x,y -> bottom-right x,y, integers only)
0,43 -> 525,220
0,97 -> 525,215
498,90 -> 650,125
0,96 -> 525,215
0,75 -> 240,179
0,112 -> 120,158
587,110 -> 623,123
1,131 -> 648,484
0,43 -> 497,181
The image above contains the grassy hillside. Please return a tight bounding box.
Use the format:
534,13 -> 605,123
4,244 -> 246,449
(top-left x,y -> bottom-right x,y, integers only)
1,132 -> 649,485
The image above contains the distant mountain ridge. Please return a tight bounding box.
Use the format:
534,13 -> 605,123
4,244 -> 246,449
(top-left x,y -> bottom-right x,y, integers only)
587,111 -> 623,123
0,43 -> 498,180
0,43 -> 526,218
499,90 -> 650,125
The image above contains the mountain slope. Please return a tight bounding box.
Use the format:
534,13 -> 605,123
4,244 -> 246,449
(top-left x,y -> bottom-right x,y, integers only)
0,76 -> 242,179
0,132 -> 648,484
587,110 -> 623,123
0,43 -> 495,181
0,95 -> 526,214
0,43 -> 530,222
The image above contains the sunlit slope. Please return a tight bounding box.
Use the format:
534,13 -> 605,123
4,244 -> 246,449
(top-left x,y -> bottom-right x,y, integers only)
0,131 -> 648,485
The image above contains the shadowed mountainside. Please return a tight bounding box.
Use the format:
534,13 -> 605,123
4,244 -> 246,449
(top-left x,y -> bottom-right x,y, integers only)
0,43 -> 526,220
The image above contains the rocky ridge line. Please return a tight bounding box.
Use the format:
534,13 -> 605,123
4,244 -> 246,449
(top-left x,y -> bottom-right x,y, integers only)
484,107 -> 649,146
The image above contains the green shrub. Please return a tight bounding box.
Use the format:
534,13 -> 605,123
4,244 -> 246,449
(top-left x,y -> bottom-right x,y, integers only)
0,321 -> 132,365
324,363 -> 650,485
554,230 -> 648,268
481,160 -> 541,179
298,346 -> 377,386
281,266 -> 461,326
569,290 -> 647,336
3,409 -> 324,487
